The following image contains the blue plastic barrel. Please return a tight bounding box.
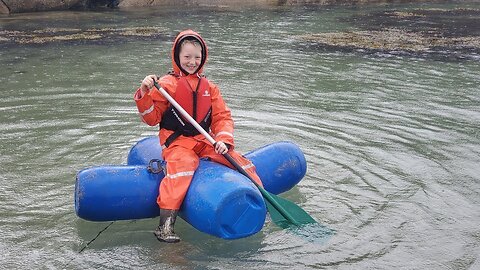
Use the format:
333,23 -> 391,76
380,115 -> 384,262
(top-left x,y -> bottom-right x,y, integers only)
176,160 -> 266,238
127,136 -> 162,166
75,165 -> 162,221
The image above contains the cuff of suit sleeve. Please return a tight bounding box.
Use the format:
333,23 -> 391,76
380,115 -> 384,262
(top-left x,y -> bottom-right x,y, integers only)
134,88 -> 144,101
134,88 -> 154,113
215,134 -> 234,149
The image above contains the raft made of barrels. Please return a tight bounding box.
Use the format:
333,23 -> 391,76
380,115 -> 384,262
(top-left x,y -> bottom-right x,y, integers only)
75,136 -> 307,239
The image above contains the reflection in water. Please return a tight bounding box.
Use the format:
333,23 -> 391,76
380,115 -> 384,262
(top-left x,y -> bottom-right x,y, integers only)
290,223 -> 335,245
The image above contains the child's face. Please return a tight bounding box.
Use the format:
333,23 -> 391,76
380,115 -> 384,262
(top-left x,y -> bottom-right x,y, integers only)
179,42 -> 203,74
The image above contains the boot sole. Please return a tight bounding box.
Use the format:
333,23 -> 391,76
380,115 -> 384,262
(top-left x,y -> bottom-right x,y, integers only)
153,232 -> 180,243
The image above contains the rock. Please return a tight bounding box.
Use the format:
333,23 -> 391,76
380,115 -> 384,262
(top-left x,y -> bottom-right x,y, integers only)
0,0 -> 474,14
2,0 -> 84,13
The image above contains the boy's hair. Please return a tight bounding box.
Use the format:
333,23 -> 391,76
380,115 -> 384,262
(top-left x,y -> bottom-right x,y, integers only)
180,38 -> 202,50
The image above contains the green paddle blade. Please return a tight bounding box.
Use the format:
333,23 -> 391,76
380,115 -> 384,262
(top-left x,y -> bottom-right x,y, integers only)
259,187 -> 317,229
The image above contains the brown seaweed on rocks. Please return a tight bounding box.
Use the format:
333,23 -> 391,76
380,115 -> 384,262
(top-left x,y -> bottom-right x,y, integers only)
297,8 -> 480,60
0,26 -> 169,45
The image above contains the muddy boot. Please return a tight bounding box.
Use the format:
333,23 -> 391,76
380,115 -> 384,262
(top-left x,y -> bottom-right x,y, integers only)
154,209 -> 180,243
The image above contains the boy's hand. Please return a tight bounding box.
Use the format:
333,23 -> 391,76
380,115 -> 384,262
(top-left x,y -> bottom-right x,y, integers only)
214,141 -> 228,154
140,75 -> 157,95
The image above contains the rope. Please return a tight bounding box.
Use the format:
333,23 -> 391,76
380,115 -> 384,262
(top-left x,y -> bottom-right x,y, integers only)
79,221 -> 115,253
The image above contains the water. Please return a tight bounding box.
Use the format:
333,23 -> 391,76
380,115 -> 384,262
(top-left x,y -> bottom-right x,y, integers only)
1,3 -> 479,269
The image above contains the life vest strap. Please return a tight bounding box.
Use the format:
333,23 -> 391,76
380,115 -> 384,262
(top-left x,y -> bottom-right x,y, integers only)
164,130 -> 183,148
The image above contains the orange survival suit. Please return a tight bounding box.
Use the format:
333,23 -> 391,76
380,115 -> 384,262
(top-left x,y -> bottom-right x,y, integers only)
134,30 -> 263,211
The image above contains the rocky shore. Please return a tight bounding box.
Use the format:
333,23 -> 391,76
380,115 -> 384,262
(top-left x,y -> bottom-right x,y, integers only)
0,0 -> 461,14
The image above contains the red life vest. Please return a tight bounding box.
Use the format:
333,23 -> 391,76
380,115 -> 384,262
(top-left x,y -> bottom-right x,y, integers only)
160,76 -> 212,147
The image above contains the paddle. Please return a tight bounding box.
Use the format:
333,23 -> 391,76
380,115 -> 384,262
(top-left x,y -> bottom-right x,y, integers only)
152,80 -> 317,228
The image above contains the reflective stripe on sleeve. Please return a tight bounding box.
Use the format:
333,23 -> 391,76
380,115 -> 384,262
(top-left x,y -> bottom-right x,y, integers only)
140,105 -> 154,116
215,131 -> 233,138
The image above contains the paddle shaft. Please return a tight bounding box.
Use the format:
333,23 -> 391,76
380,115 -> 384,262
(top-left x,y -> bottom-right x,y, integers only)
152,81 -> 299,223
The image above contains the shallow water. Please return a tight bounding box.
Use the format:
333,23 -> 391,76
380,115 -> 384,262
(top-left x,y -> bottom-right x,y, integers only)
1,3 -> 479,269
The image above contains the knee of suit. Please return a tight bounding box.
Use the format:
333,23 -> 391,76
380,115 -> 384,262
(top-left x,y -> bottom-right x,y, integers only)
166,151 -> 200,169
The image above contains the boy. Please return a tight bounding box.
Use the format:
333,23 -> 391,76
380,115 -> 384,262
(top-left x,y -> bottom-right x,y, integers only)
134,30 -> 263,243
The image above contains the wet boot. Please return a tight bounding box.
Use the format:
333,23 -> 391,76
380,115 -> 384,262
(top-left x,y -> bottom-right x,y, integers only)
154,209 -> 180,243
